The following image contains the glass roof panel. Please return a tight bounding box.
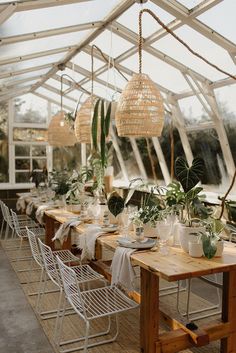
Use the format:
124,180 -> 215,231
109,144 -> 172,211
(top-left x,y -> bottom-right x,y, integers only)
91,30 -> 133,58
97,68 -> 131,90
0,30 -> 90,60
66,90 -> 88,103
178,95 -> 211,124
36,87 -> 74,109
45,78 -> 70,91
0,0 -> 120,37
176,0 -> 203,9
60,68 -> 85,83
215,84 -> 236,116
152,25 -> 235,81
0,53 -> 64,73
82,81 -> 119,101
116,2 -> 175,38
121,51 -> 189,93
0,68 -> 50,86
198,0 -> 236,44
72,52 -> 104,72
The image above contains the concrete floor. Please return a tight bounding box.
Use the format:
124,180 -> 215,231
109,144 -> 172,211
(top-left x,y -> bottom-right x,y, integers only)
0,245 -> 54,353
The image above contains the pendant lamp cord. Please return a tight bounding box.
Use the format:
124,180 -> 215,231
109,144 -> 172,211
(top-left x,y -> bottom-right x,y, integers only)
138,9 -> 236,80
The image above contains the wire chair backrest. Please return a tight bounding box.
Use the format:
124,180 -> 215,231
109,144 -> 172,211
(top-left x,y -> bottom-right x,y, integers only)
0,200 -> 5,220
10,209 -> 21,234
4,204 -> 14,229
56,255 -> 86,319
38,238 -> 60,287
26,227 -> 43,267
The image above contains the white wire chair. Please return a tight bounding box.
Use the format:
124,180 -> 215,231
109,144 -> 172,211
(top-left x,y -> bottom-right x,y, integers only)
10,209 -> 45,268
56,255 -> 139,353
38,238 -> 105,344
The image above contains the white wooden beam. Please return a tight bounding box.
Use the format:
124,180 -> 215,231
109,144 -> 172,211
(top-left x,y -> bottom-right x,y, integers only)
152,137 -> 171,185
0,21 -> 102,46
0,63 -> 52,79
0,3 -> 16,25
151,0 -> 236,53
130,138 -> 148,180
0,45 -> 76,67
0,0 -> 93,12
30,0 -> 135,93
0,74 -> 44,89
110,126 -> 129,181
33,92 -> 73,111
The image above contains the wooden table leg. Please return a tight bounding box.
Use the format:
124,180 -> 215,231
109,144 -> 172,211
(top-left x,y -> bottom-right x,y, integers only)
221,269 -> 236,353
140,268 -> 159,353
45,214 -> 55,250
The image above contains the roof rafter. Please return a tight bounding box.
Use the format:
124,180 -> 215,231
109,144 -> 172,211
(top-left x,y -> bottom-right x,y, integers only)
0,3 -> 16,25
0,62 -> 52,79
0,21 -> 102,46
0,0 -> 93,12
30,0 -> 135,93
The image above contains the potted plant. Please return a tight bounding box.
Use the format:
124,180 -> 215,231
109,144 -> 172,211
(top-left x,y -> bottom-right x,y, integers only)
198,218 -> 225,259
89,99 -> 113,198
49,169 -> 70,204
65,167 -> 93,212
174,157 -> 212,252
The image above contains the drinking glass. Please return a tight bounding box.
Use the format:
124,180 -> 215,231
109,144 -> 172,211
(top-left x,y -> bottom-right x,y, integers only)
120,208 -> 131,238
157,221 -> 172,255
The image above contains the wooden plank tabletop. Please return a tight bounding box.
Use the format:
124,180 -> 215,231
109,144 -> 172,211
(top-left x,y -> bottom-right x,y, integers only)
45,209 -> 236,282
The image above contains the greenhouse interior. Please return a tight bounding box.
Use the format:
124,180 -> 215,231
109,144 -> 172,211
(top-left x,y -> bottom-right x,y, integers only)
0,0 -> 236,353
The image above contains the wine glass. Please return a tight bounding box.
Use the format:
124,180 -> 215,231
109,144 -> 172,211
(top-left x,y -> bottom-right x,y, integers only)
157,221 -> 172,255
120,208 -> 131,239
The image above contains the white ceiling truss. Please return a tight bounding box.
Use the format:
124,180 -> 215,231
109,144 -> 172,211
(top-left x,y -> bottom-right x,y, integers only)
0,0 -> 235,183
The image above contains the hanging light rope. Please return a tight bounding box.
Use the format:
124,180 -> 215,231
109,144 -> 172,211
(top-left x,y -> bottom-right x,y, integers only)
115,9 -> 236,138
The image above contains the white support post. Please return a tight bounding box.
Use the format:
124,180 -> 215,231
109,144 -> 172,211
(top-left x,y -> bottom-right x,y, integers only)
168,96 -> 193,166
110,126 -> 129,182
8,100 -> 15,184
152,137 -> 171,185
81,143 -> 87,167
129,138 -> 148,181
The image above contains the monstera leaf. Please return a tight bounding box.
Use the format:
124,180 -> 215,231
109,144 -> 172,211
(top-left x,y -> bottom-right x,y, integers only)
107,192 -> 125,217
175,157 -> 204,192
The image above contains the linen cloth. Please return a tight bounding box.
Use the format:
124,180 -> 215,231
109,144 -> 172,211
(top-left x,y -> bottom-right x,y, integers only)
77,224 -> 103,261
111,246 -> 136,291
16,197 -> 26,212
35,203 -> 54,225
26,200 -> 35,216
52,219 -> 81,245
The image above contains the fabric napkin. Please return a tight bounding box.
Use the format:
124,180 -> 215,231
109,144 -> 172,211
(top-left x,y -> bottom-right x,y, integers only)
77,224 -> 103,261
35,204 -> 54,225
26,200 -> 35,216
52,219 -> 81,245
16,197 -> 26,212
111,247 -> 137,291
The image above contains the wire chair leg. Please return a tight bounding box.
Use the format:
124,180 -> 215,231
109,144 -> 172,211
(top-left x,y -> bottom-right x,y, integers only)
36,269 -> 46,313
0,219 -> 4,238
53,289 -> 64,343
83,321 -> 90,353
4,223 -> 9,240
56,295 -> 67,347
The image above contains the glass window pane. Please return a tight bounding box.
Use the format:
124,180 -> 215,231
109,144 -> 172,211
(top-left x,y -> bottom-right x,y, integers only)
0,101 -> 9,182
53,145 -> 81,170
0,68 -> 50,86
32,159 -> 47,170
72,52 -> 103,72
116,134 -> 140,180
198,1 -> 236,44
152,25 -> 235,81
178,95 -> 211,124
117,2 -> 174,37
15,145 -> 30,157
14,94 -> 48,124
0,1 -> 120,37
32,146 -> 46,157
15,171 -> 30,183
188,129 -> 226,185
177,0 -> 203,9
91,30 -> 133,57
0,30 -> 90,60
15,159 -> 30,170
13,128 -> 47,142
121,51 -> 189,93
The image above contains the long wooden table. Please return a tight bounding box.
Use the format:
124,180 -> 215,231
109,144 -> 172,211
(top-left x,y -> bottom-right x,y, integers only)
43,208 -> 236,353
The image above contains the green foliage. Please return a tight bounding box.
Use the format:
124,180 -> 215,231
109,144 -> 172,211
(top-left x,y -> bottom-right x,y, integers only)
49,169 -> 70,196
175,157 -> 204,192
166,181 -> 185,207
107,192 -> 125,217
66,167 -> 93,204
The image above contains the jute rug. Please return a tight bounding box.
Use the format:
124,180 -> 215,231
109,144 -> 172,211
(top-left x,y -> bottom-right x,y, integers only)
1,239 -> 220,353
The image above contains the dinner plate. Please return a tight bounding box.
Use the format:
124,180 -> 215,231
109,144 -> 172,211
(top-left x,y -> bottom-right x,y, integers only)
117,237 -> 156,249
101,224 -> 118,233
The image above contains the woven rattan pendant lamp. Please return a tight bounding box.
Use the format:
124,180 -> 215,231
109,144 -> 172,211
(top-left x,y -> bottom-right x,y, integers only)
48,75 -> 76,147
74,45 -> 99,144
115,10 -> 164,138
